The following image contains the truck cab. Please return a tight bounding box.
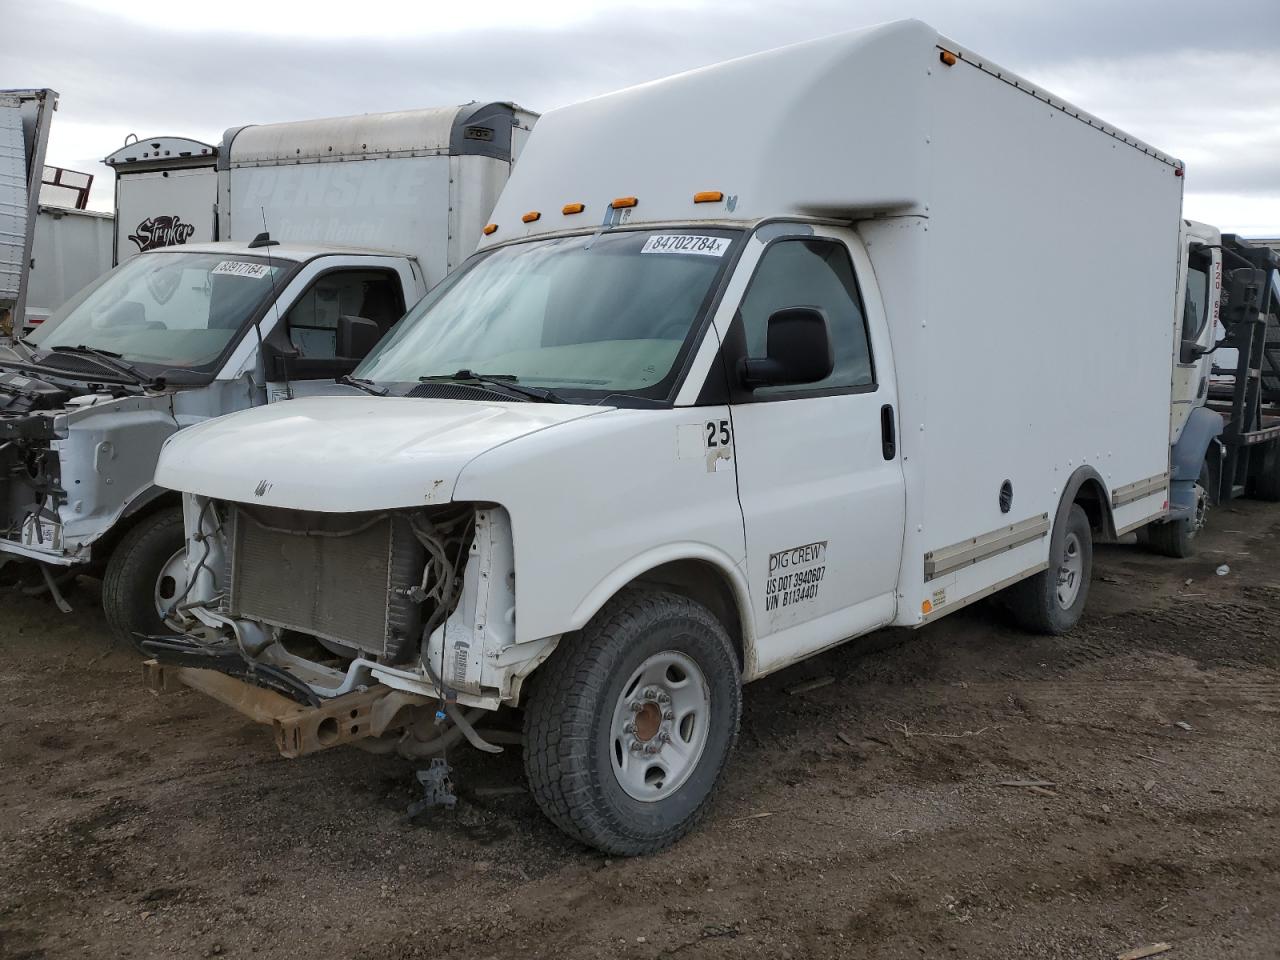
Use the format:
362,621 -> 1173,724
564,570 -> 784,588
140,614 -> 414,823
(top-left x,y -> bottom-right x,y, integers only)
0,239 -> 425,638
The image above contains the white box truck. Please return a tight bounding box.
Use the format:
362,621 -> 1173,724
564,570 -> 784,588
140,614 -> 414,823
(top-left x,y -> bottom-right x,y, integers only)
147,21 -> 1190,854
0,102 -> 533,643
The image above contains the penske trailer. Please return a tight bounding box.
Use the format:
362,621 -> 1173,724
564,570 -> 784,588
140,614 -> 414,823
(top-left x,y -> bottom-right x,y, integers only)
146,21 -> 1220,853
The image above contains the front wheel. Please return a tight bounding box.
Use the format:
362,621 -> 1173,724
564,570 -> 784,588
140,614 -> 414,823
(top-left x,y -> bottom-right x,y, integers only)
102,508 -> 187,647
1005,503 -> 1093,635
523,589 -> 742,855
1138,465 -> 1210,558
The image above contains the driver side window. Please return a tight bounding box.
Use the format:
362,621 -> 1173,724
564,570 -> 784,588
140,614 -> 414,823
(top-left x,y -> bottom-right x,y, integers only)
738,238 -> 875,397
283,270 -> 404,359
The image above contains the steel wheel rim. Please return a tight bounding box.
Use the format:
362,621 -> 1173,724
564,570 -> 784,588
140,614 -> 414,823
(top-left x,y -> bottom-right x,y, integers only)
154,548 -> 186,620
609,650 -> 711,802
1191,484 -> 1209,534
1055,531 -> 1083,609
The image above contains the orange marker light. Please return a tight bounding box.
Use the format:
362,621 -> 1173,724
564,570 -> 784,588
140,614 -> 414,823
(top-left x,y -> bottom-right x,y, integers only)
482,223 -> 497,235
522,211 -> 541,223
611,196 -> 638,209
939,49 -> 958,66
562,202 -> 585,215
921,599 -> 933,615
693,190 -> 724,203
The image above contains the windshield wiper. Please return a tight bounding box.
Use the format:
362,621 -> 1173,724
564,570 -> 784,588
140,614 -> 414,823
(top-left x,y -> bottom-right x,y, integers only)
419,370 -> 567,404
47,344 -> 153,386
336,374 -> 388,397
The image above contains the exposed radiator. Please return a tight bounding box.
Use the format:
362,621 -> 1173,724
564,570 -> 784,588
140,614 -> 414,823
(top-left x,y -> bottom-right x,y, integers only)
227,505 -> 425,663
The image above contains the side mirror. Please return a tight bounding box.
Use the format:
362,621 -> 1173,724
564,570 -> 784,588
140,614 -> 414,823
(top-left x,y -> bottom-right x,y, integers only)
337,315 -> 381,360
1180,339 -> 1216,364
739,307 -> 834,389
1223,268 -> 1266,326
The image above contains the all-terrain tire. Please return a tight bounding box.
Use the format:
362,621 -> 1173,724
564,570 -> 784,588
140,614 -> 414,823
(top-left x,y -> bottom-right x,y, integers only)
1005,503 -> 1092,635
102,507 -> 186,648
522,588 -> 741,855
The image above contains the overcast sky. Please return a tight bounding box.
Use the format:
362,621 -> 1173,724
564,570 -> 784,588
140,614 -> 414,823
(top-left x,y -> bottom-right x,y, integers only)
5,0 -> 1278,234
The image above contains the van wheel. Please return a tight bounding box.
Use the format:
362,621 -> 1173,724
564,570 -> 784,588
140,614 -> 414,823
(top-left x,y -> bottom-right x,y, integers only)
102,508 -> 187,648
1138,465 -> 1210,558
1006,503 -> 1092,635
523,588 -> 741,855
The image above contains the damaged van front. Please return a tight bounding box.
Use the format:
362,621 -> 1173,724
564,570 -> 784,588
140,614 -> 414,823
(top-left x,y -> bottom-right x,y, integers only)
149,222 -> 762,852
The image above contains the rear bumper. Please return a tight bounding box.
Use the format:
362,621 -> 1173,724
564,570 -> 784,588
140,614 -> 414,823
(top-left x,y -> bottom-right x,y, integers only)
141,659 -> 427,757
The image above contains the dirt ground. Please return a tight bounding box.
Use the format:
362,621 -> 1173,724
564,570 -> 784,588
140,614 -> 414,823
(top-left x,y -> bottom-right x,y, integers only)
1,503 -> 1278,960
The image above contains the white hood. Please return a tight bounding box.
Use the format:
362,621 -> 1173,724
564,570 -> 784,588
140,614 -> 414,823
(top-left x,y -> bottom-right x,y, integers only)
155,395 -> 609,511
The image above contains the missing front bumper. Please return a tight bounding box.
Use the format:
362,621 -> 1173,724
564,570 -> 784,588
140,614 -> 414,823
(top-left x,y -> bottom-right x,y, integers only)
142,659 -> 428,758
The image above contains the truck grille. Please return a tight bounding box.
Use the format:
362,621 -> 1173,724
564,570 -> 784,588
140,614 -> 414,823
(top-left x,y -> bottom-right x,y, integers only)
227,505 -> 425,663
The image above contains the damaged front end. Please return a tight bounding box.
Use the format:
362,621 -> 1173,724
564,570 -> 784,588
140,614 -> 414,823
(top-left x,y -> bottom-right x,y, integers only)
145,495 -> 556,758
0,363 -> 177,580
0,370 -> 79,567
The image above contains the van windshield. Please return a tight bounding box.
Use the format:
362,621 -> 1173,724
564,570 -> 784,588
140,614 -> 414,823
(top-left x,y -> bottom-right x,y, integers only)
356,228 -> 740,400
28,252 -> 290,372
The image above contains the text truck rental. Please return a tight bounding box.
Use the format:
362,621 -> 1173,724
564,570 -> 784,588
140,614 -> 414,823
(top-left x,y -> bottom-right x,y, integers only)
147,21 -> 1194,854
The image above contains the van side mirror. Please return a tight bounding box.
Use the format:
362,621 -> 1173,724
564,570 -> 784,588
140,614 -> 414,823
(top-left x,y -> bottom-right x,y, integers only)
739,307 -> 834,389
337,315 -> 381,360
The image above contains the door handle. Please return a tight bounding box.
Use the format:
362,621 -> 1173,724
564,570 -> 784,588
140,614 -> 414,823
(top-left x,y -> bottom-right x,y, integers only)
880,404 -> 896,461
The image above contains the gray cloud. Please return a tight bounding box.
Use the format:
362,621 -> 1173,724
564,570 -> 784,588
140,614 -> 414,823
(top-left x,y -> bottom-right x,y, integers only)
4,0 -> 1278,225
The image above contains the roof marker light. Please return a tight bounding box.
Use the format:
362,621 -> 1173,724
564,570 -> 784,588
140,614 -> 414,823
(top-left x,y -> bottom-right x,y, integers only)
611,196 -> 638,209
522,211 -> 541,223
483,223 -> 498,235
562,202 -> 585,215
939,49 -> 958,66
693,191 -> 724,203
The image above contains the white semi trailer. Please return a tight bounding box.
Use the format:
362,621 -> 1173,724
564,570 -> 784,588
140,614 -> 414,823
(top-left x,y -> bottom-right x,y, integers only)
0,102 -> 534,642
148,21 -> 1197,853
0,89 -> 56,335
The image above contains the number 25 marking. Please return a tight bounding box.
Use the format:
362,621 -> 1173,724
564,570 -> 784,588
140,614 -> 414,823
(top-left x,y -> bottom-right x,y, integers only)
705,419 -> 731,449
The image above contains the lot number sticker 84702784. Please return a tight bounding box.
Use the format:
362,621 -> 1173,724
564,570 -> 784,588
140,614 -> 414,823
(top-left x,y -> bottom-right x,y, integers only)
641,235 -> 730,257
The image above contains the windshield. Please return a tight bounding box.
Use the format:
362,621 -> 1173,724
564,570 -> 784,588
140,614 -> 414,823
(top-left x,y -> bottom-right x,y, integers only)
28,252 -> 290,370
356,228 -> 739,399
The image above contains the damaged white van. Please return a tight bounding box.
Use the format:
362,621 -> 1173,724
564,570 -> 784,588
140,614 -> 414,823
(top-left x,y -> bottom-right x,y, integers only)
146,20 -> 1187,853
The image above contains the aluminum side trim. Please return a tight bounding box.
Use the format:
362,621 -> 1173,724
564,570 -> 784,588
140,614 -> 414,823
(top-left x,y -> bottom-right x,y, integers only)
1112,473 -> 1168,508
923,513 -> 1049,581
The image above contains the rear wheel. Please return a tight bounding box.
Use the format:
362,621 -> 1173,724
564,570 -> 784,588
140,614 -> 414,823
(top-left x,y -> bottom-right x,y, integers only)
523,588 -> 741,855
1252,443 -> 1280,502
102,508 -> 187,648
1006,503 -> 1092,635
